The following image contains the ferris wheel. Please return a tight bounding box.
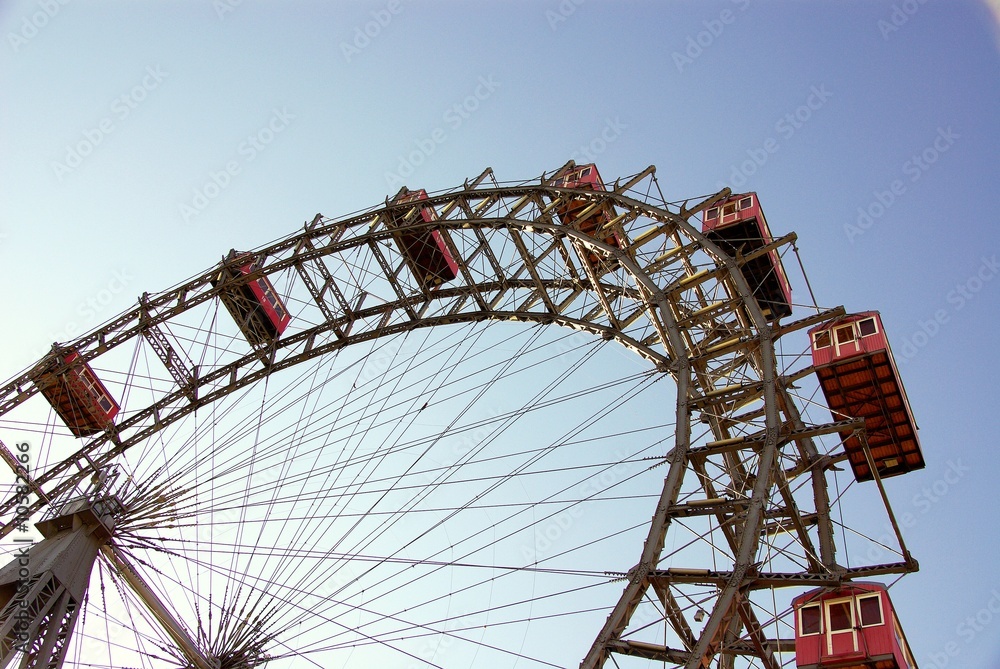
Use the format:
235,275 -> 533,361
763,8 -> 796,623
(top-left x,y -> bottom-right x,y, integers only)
0,163 -> 924,669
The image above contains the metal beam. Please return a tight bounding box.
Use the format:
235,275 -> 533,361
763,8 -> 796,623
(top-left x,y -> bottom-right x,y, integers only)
102,545 -> 218,669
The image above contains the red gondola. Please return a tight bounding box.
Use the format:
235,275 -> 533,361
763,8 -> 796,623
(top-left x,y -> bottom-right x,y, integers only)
388,188 -> 459,289
793,582 -> 916,669
702,192 -> 792,320
809,312 -> 924,481
213,250 -> 291,346
549,163 -> 623,269
33,349 -> 119,437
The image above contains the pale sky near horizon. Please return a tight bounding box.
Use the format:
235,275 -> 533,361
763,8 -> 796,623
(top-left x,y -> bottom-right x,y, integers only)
2,1 -> 999,667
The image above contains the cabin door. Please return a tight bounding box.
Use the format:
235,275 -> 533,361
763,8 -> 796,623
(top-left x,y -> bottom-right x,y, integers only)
833,324 -> 860,358
825,597 -> 858,657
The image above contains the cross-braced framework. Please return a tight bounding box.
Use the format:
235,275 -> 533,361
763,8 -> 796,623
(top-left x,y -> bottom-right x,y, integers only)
0,164 -> 917,668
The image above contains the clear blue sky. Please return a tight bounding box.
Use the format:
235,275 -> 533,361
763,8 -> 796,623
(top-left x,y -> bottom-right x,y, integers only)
1,1 -> 998,667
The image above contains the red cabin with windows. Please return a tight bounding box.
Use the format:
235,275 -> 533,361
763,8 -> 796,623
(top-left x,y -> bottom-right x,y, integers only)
388,188 -> 459,290
548,163 -> 623,270
793,582 -> 916,669
809,312 -> 924,481
213,250 -> 291,347
33,349 -> 119,437
702,192 -> 792,320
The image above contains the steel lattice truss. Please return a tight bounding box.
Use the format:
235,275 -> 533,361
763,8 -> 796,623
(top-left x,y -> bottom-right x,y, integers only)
0,164 -> 917,669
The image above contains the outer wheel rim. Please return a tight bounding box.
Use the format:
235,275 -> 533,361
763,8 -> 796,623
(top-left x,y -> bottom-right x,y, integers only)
0,165 -> 915,668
